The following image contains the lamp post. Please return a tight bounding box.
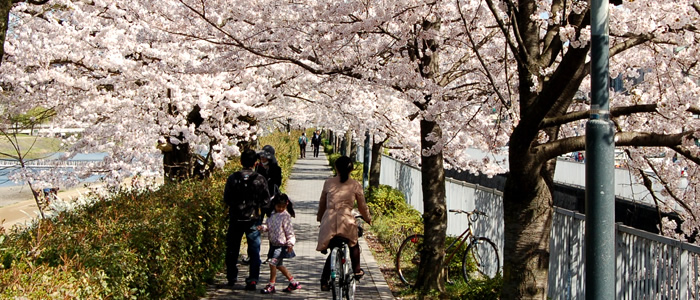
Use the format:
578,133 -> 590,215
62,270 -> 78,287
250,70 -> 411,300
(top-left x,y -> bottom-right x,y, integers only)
586,0 -> 615,298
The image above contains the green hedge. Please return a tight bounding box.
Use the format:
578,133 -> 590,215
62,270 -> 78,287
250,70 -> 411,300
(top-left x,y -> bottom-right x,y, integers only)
0,130 -> 298,299
364,185 -> 422,255
0,174 -> 228,299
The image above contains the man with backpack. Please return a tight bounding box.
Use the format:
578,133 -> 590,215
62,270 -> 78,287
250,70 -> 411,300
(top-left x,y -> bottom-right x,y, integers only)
224,149 -> 271,290
298,132 -> 308,158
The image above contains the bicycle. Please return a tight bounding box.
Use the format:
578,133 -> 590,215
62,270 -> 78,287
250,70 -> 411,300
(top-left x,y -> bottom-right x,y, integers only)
395,209 -> 500,287
328,215 -> 365,300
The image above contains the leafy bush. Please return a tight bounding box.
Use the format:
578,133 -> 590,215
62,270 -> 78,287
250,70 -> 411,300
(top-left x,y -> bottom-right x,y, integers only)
449,274 -> 503,299
327,153 -> 341,174
365,185 -> 422,255
365,184 -> 411,217
323,139 -> 333,153
327,152 -> 363,181
0,174 -> 228,299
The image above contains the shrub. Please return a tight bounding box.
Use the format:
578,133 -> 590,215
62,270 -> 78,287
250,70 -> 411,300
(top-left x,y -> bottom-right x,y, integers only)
365,185 -> 422,255
449,274 -> 503,299
0,174 -> 228,299
365,184 -> 411,217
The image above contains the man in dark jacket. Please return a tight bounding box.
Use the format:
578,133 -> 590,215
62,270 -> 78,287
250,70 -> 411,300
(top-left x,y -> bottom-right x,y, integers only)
311,130 -> 322,157
223,149 -> 271,290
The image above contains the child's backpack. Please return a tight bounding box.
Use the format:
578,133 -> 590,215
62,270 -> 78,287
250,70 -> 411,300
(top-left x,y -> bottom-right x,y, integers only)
298,136 -> 307,145
230,170 -> 263,221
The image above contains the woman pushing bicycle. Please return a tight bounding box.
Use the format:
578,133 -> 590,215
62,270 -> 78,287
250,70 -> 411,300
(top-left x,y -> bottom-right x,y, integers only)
316,155 -> 371,291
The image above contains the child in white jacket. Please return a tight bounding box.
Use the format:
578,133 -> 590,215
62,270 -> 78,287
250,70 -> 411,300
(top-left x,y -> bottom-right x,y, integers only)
257,194 -> 300,294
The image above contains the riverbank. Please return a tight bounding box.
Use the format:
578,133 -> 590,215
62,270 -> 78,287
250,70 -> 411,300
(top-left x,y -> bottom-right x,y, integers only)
0,177 -> 164,230
0,184 -> 95,229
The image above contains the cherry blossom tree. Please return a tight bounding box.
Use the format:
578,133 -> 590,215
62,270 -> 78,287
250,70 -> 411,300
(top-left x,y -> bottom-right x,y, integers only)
2,0 -> 699,298
1,0 -> 280,185
471,0 -> 700,297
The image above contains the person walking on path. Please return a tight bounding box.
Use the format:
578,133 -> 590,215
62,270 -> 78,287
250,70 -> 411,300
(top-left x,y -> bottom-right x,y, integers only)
316,155 -> 372,291
257,194 -> 302,294
298,133 -> 308,158
311,131 -> 322,158
255,145 -> 282,202
223,149 -> 271,290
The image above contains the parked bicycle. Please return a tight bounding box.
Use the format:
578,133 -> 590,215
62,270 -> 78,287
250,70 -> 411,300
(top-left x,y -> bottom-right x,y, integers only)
395,209 -> 500,287
328,215 -> 365,300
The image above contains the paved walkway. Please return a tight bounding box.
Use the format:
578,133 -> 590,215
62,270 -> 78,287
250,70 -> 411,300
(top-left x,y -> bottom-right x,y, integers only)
202,151 -> 394,299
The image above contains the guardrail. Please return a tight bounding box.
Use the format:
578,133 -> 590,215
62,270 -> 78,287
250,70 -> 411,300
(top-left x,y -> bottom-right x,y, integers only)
0,159 -> 96,167
549,206 -> 700,299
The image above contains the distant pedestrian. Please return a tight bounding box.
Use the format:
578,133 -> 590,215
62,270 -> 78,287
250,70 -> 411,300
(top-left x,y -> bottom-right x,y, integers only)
223,149 -> 271,290
257,194 -> 301,294
311,130 -> 322,157
298,133 -> 308,158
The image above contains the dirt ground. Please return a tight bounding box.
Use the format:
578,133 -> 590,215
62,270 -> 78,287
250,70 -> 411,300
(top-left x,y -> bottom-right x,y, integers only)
363,230 -> 406,298
0,184 -> 96,230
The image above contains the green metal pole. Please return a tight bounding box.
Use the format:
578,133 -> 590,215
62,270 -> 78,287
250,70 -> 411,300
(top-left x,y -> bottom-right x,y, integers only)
586,0 -> 616,299
363,130 -> 370,189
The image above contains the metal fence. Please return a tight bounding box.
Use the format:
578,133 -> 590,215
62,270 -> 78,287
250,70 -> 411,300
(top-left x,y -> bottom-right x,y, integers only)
360,150 -> 700,299
550,206 -> 700,300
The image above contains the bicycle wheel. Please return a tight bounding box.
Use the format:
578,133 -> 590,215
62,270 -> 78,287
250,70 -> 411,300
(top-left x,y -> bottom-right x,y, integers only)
462,237 -> 500,282
396,234 -> 424,287
330,248 -> 344,300
345,257 -> 356,300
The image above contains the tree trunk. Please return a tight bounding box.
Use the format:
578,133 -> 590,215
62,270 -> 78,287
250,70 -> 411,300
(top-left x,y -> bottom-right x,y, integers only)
415,118 -> 447,292
0,0 -> 11,65
345,130 -> 353,159
501,141 -> 553,299
368,139 -> 384,190
161,140 -> 192,182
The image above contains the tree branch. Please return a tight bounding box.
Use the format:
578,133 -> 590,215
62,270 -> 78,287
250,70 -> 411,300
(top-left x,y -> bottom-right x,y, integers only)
540,104 -> 658,128
483,0 -> 523,65
541,104 -> 700,129
533,131 -> 693,164
13,0 -> 49,4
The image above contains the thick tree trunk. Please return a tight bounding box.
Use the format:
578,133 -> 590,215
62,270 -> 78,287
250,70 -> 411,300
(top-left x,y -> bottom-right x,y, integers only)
501,142 -> 553,299
368,139 -> 384,189
0,0 -> 11,65
415,119 -> 447,292
161,140 -> 192,182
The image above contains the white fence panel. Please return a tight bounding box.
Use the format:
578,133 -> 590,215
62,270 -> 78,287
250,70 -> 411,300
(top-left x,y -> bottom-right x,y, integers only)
548,208 -> 586,300
549,207 -> 700,299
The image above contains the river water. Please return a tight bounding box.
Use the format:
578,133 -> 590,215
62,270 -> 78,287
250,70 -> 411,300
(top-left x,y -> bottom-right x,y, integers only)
0,153 -> 107,187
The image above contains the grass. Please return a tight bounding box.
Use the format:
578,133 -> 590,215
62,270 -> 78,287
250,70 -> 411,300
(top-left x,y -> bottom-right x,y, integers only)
0,134 -> 63,160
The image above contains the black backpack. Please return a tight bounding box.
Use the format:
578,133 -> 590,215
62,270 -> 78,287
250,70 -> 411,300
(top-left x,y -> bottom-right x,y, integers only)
230,170 -> 263,221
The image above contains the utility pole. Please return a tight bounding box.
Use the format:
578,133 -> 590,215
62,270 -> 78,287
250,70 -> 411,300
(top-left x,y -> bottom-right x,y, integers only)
586,0 -> 615,299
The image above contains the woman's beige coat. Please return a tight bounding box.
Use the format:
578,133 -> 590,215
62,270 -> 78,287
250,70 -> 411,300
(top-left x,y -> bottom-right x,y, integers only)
316,176 -> 371,251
